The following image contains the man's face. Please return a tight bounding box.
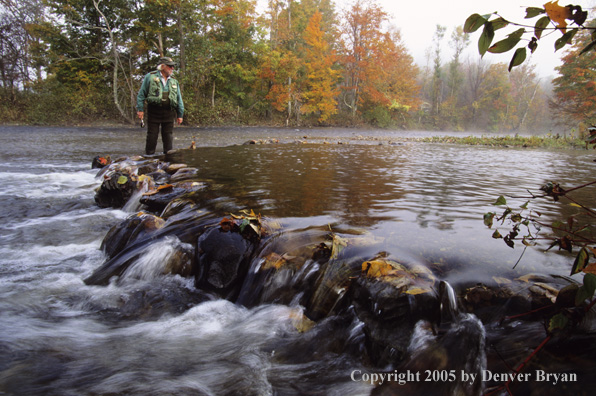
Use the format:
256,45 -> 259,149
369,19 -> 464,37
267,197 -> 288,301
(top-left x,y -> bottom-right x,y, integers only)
162,64 -> 174,77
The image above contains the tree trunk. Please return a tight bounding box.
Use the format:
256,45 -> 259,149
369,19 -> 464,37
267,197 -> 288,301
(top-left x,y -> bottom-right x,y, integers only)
212,80 -> 216,108
517,82 -> 539,131
177,4 -> 185,82
92,0 -> 134,124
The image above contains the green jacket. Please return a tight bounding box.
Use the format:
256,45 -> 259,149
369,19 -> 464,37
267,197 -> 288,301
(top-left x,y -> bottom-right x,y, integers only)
137,71 -> 184,118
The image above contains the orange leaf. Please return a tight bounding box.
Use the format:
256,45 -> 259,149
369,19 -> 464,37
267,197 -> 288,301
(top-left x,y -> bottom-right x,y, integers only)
157,184 -> 174,191
582,262 -> 596,275
544,1 -> 572,33
219,217 -> 235,232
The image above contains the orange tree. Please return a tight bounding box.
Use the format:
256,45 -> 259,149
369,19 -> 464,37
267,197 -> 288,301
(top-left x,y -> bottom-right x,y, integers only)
301,11 -> 340,123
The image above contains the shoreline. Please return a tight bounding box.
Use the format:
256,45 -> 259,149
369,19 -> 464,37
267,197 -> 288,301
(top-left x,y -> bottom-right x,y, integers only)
1,123 -> 590,150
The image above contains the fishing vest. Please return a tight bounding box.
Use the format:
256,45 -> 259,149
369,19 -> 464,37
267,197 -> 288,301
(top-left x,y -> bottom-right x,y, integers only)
146,71 -> 179,109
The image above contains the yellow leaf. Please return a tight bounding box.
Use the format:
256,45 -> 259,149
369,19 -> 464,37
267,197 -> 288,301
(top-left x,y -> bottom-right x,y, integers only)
516,273 -> 547,283
262,252 -> 287,270
405,287 -> 432,295
544,1 -> 572,33
331,234 -> 348,259
362,259 -> 407,278
570,203 -> 582,208
289,309 -> 315,333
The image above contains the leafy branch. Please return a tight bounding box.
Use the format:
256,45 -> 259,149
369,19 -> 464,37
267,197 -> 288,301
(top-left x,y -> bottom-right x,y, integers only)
484,179 -> 596,334
464,1 -> 592,71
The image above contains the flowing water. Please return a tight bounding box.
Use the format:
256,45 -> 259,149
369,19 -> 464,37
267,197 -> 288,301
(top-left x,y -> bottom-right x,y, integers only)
1,125 -> 595,395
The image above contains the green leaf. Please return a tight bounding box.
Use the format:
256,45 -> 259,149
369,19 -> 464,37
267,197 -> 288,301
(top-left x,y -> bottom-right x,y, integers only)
520,201 -> 529,209
575,274 -> 596,306
499,208 -> 512,222
575,285 -> 592,305
492,229 -> 503,239
534,16 -> 550,39
510,213 -> 522,223
571,247 -> 590,275
488,28 -> 525,53
464,13 -> 488,33
490,17 -> 509,31
552,220 -> 565,229
508,47 -> 527,71
584,273 -> 596,296
479,22 -> 495,56
117,175 -> 128,185
239,218 -> 250,232
548,313 -> 569,332
555,29 -> 578,51
484,212 -> 495,228
493,195 -> 507,206
525,7 -> 546,19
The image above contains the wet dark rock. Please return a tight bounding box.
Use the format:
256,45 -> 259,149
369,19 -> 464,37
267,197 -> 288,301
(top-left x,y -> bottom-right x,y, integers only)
91,282 -> 212,323
349,276 -> 440,366
170,167 -> 199,182
195,227 -> 257,300
94,171 -> 138,208
85,236 -> 195,286
91,155 -> 111,169
100,213 -> 165,259
372,314 -> 486,396
305,258 -> 361,321
164,163 -> 188,174
140,181 -> 205,215
140,186 -> 189,214
136,161 -> 162,175
144,169 -> 170,183
461,275 -> 570,322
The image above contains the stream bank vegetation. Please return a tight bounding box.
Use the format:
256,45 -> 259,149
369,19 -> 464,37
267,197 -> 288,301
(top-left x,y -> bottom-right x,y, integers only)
417,133 -> 593,149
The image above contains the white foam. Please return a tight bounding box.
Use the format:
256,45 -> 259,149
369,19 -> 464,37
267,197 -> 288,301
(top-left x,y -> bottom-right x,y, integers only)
0,170 -> 99,198
121,236 -> 193,281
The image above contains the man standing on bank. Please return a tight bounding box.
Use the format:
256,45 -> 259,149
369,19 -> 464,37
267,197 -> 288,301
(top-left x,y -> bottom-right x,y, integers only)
136,57 -> 184,155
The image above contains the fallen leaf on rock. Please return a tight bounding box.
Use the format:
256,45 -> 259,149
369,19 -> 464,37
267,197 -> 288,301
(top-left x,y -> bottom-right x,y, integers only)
530,282 -> 559,303
492,276 -> 512,285
262,252 -> 287,270
157,184 -> 174,191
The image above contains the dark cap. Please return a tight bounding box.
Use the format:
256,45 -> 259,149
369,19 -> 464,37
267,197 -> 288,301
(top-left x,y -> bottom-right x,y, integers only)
158,57 -> 176,67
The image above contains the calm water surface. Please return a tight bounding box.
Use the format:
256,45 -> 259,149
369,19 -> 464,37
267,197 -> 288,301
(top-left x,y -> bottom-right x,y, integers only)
0,125 -> 595,395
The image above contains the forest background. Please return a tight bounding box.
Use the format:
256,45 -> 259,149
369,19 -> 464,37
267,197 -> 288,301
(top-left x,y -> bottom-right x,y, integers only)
1,0 -> 595,133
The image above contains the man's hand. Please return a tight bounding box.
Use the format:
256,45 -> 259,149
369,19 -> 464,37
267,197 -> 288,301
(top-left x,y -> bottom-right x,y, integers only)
137,111 -> 144,120
177,118 -> 183,125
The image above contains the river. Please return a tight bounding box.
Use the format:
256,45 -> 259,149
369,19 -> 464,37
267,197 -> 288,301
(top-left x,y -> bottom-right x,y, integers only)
0,125 -> 595,395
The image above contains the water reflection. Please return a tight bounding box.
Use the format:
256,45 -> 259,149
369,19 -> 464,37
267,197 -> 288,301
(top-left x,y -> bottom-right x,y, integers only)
166,142 -> 596,283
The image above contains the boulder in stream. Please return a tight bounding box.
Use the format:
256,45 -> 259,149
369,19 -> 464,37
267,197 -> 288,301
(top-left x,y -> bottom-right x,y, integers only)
349,258 -> 440,366
194,217 -> 260,299
100,212 -> 165,259
94,170 -> 138,208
